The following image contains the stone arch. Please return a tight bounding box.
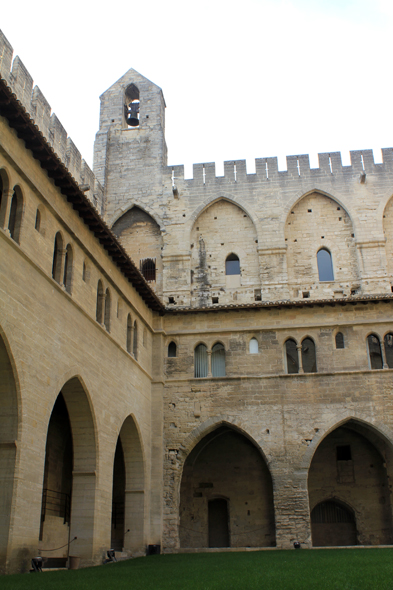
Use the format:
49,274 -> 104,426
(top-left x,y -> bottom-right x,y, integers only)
0,327 -> 20,574
111,415 -> 145,554
282,188 -> 355,231
285,190 -> 359,299
110,204 -> 164,231
40,375 -> 97,562
178,419 -> 276,548
190,199 -> 260,305
112,206 -> 163,295
307,416 -> 393,546
189,195 -> 259,230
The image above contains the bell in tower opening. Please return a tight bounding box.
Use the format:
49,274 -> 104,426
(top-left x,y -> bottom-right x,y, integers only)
127,100 -> 140,127
124,83 -> 140,127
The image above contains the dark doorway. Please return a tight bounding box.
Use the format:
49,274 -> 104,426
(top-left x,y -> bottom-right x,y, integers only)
208,498 -> 229,547
311,500 -> 357,547
111,439 -> 125,551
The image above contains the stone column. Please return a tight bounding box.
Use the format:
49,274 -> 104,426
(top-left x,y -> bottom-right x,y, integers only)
207,350 -> 212,378
297,344 -> 304,374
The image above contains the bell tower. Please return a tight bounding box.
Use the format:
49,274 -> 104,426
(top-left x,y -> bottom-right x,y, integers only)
93,69 -> 167,224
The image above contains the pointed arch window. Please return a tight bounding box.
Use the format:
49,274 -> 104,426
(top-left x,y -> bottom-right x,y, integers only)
225,253 -> 240,275
285,339 -> 299,374
212,343 -> 225,377
367,334 -> 383,370
302,337 -> 317,373
63,244 -> 73,294
8,187 -> 23,243
317,248 -> 334,281
104,289 -> 111,332
249,338 -> 259,354
52,232 -> 64,284
194,344 -> 208,378
168,341 -> 177,358
384,333 -> 393,368
335,332 -> 344,349
126,314 -> 132,353
96,280 -> 104,324
133,321 -> 138,359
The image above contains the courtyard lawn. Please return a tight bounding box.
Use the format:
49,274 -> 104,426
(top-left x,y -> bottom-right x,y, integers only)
3,548 -> 393,590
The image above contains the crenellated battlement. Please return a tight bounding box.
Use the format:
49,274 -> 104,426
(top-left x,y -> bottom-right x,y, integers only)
167,148 -> 393,188
0,30 -> 104,211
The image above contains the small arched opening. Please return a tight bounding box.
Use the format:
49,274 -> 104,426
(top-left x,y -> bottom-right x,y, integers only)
225,253 -> 240,275
311,500 -> 357,547
133,321 -> 138,359
126,314 -> 132,353
104,289 -> 111,332
168,341 -> 177,358
335,332 -> 345,349
384,333 -> 393,368
96,280 -> 104,324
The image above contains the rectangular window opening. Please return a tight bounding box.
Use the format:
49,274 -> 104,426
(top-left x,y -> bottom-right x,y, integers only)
337,445 -> 352,461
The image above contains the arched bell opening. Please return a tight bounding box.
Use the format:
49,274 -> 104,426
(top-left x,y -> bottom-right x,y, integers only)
0,331 -> 19,574
179,425 -> 275,548
308,419 -> 393,547
39,378 -> 97,562
112,416 -> 145,555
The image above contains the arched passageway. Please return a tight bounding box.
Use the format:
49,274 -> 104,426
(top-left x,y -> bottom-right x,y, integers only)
308,420 -> 393,546
0,333 -> 18,573
179,425 -> 275,548
111,416 -> 145,554
39,378 -> 96,560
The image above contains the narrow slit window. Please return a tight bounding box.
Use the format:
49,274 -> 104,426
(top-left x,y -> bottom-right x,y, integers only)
133,321 -> 138,359
96,280 -> 104,323
63,244 -> 73,294
126,314 -> 132,353
317,248 -> 334,282
104,289 -> 111,332
52,232 -> 63,284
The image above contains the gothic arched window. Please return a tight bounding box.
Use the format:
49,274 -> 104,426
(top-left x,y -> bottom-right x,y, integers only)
302,337 -> 317,373
367,334 -> 383,370
168,341 -> 177,358
225,253 -> 240,275
194,344 -> 208,378
211,343 -> 226,377
384,333 -> 393,368
335,332 -> 344,349
285,339 -> 298,374
317,248 -> 334,282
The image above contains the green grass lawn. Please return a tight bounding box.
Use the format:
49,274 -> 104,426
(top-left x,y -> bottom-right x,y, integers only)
3,548 -> 393,590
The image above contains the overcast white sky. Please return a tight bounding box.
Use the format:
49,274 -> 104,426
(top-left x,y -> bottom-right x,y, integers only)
1,0 -> 392,176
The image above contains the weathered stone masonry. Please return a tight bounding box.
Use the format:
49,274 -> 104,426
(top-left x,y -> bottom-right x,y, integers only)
2,27 -> 393,575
